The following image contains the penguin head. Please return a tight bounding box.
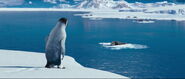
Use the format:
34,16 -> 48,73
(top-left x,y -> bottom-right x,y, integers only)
59,18 -> 68,25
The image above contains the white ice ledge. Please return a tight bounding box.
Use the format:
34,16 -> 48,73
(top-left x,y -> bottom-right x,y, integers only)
0,49 -> 129,78
1,8 -> 185,21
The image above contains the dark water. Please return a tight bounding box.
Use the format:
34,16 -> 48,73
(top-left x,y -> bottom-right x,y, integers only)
0,11 -> 185,78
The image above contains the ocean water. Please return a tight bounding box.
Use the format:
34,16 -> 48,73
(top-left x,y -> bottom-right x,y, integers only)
0,11 -> 185,78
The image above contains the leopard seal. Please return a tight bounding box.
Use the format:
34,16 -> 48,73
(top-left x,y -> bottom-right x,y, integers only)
45,18 -> 68,68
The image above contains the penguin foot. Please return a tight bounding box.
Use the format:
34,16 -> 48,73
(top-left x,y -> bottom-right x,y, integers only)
57,65 -> 66,69
61,66 -> 66,69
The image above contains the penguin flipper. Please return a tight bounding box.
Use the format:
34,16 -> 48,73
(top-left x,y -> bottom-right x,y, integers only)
59,39 -> 65,60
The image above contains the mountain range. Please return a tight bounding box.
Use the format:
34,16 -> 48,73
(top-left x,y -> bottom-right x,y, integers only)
0,0 -> 184,8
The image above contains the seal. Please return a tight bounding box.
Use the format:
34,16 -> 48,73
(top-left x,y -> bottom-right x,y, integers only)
45,18 -> 68,68
111,41 -> 127,46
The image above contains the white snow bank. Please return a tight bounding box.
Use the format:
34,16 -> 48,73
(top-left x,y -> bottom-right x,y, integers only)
1,8 -> 184,21
144,5 -> 185,15
131,1 -> 176,8
99,42 -> 148,50
0,49 -> 129,78
79,11 -> 185,21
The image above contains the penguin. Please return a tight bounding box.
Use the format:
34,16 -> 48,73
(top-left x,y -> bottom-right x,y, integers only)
45,18 -> 68,68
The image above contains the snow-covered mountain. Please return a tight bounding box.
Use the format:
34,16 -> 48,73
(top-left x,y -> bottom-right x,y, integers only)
74,0 -> 132,9
75,0 -> 115,9
113,1 -> 132,9
0,0 -> 184,15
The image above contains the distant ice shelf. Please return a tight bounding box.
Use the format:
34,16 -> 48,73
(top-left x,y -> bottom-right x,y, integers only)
78,11 -> 185,21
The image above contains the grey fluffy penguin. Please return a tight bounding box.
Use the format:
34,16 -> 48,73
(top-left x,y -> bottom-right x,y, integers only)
45,18 -> 68,68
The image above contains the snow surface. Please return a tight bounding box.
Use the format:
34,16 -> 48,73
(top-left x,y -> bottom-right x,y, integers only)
0,49 -> 129,78
99,42 -> 148,50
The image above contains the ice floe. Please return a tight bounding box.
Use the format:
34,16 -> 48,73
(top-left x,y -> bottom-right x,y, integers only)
99,42 -> 148,50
